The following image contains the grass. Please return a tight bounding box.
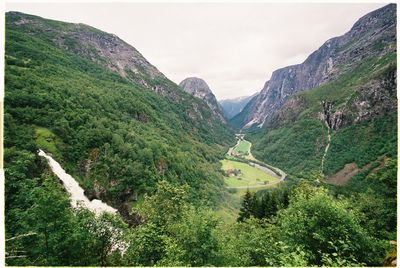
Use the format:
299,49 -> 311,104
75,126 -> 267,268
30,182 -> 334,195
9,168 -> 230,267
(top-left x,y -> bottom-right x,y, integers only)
233,140 -> 251,155
35,127 -> 64,160
130,194 -> 145,209
221,159 -> 278,188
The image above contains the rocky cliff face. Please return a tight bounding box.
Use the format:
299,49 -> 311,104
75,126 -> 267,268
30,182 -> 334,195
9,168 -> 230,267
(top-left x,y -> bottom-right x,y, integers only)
179,77 -> 226,122
240,4 -> 396,128
318,66 -> 397,130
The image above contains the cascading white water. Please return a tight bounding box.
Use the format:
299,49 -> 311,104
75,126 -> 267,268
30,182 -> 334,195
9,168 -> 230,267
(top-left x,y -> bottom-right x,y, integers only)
38,149 -> 117,215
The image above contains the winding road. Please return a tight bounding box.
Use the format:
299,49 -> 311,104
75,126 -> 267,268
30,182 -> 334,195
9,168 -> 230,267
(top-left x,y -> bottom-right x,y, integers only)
226,135 -> 286,189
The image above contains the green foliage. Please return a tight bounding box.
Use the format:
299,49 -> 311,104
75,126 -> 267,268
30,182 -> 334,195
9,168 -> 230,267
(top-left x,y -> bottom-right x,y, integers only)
251,119 -> 327,175
325,115 -> 397,175
237,190 -> 253,222
250,53 -> 397,178
125,181 -> 219,266
233,139 -> 251,155
5,11 -> 234,213
331,157 -> 397,241
237,187 -> 290,221
275,183 -> 388,266
5,12 -> 233,266
5,11 -> 396,267
5,164 -> 127,266
35,127 -> 64,160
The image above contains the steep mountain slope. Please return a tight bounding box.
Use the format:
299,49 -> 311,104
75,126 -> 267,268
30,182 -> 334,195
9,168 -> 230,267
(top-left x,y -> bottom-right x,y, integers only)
245,4 -> 396,178
230,94 -> 259,130
179,77 -> 226,122
219,94 -> 257,119
236,4 -> 396,129
5,12 -> 234,225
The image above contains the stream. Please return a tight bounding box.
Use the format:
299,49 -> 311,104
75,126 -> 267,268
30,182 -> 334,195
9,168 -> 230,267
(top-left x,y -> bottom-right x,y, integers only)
38,149 -> 117,215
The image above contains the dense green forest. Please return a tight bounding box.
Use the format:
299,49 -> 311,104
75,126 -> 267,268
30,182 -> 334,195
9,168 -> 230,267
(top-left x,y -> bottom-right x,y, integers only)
5,12 -> 235,263
5,12 -> 235,217
4,11 -> 397,267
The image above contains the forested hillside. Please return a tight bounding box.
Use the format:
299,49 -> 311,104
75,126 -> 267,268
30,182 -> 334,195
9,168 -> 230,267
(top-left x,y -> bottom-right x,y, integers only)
4,6 -> 397,267
5,11 -> 235,257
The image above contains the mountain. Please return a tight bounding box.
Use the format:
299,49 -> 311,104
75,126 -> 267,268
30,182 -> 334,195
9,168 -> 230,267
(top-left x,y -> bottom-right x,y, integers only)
4,7 -> 397,267
5,11 -> 234,226
243,4 -> 396,179
179,77 -> 226,122
236,4 -> 396,129
219,94 -> 257,119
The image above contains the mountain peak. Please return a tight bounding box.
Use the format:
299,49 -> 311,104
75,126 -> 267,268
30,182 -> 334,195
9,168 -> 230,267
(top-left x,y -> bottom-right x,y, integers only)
179,77 -> 213,95
179,77 -> 225,122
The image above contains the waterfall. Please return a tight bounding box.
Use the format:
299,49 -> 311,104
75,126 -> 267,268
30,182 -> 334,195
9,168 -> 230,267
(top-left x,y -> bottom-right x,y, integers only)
38,149 -> 117,215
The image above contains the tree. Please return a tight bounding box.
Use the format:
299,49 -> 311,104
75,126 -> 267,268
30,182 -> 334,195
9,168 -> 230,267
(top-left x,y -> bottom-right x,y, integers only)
237,189 -> 253,222
275,183 -> 388,266
125,180 -> 219,266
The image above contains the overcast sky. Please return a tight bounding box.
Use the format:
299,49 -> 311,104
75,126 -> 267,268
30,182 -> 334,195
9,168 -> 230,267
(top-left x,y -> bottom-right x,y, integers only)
6,2 -> 387,100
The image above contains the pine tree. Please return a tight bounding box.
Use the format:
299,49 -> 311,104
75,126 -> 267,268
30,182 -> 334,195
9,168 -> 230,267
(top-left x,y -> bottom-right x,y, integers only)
237,190 -> 253,222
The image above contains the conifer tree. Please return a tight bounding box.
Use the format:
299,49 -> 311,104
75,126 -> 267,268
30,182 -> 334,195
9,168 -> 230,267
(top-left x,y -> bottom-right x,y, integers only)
237,189 -> 253,222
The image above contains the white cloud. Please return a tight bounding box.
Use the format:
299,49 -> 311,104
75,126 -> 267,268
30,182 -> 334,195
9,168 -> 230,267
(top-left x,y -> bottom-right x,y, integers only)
6,2 -> 386,99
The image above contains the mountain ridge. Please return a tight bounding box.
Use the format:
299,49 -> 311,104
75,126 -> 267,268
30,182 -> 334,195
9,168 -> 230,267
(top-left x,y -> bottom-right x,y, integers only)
235,3 -> 396,129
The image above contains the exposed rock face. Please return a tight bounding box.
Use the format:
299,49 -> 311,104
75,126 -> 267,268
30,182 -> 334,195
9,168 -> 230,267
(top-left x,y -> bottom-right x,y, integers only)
240,4 -> 396,128
219,94 -> 257,119
318,67 -> 397,130
320,101 -> 344,131
346,68 -> 397,124
265,96 -> 306,129
7,11 -> 182,102
179,77 -> 226,122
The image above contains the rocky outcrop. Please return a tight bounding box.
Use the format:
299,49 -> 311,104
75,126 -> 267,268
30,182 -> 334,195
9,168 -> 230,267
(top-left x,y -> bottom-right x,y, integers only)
179,77 -> 226,122
264,96 -> 306,129
320,101 -> 344,131
240,4 -> 396,128
318,66 -> 397,130
345,67 -> 397,124
8,12 -> 165,83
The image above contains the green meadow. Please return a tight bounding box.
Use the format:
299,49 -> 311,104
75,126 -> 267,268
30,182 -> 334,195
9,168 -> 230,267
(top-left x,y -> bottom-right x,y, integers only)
232,139 -> 251,155
221,159 -> 278,188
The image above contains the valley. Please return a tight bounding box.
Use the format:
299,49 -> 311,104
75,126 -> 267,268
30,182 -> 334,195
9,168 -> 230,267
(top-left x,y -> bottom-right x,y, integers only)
4,4 -> 397,267
221,135 -> 284,191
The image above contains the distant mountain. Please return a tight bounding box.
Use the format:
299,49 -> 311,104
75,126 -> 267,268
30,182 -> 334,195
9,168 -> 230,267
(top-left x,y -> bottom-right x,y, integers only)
236,4 -> 396,129
179,77 -> 226,122
219,94 -> 257,119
